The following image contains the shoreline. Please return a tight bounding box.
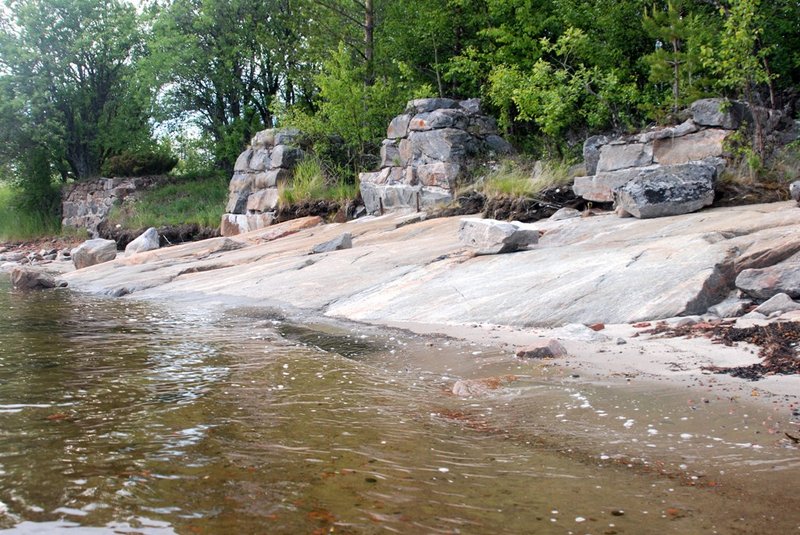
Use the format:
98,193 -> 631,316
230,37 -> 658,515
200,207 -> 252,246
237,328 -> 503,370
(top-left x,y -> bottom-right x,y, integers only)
4,204 -> 799,418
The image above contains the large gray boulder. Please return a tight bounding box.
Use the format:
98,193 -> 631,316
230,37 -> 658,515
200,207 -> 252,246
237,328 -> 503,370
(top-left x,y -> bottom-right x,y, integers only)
614,163 -> 716,219
754,293 -> 800,315
458,218 -> 539,255
245,189 -> 279,213
406,129 -> 476,165
387,114 -> 412,139
409,109 -> 469,131
220,213 -> 275,236
736,258 -> 800,300
484,134 -> 514,154
270,145 -> 303,169
10,267 -> 58,290
574,166 -> 657,203
72,239 -> 117,269
124,227 -> 160,257
691,98 -> 748,130
790,180 -> 800,202
251,127 -> 300,148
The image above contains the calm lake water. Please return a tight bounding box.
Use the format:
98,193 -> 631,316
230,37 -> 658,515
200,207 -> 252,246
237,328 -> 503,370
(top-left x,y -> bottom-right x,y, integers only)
0,274 -> 798,534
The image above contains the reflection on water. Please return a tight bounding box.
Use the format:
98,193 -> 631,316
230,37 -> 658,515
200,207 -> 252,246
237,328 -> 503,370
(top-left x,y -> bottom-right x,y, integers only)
0,275 -> 798,534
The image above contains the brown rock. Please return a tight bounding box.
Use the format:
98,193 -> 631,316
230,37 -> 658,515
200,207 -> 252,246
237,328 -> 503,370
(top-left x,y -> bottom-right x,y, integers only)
10,267 -> 58,290
516,339 -> 568,359
653,129 -> 729,165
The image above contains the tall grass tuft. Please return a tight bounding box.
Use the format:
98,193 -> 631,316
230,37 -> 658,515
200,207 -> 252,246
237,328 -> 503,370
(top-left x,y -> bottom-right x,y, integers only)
107,172 -> 229,229
479,157 -> 574,198
278,158 -> 327,206
0,184 -> 61,240
278,157 -> 360,206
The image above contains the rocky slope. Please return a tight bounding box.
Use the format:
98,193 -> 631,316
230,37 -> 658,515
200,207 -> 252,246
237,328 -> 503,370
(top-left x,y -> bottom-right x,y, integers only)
59,201 -> 800,328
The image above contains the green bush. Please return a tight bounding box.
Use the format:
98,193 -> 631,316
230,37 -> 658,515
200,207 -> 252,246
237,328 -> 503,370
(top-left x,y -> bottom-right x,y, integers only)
102,151 -> 178,177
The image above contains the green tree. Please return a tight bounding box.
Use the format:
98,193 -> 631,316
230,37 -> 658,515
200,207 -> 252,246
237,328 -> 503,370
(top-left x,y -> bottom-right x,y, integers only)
487,28 -> 639,154
641,1 -> 720,120
643,1 -> 692,114
0,0 -> 150,182
702,0 -> 773,155
145,0 -> 306,169
281,45 -> 420,175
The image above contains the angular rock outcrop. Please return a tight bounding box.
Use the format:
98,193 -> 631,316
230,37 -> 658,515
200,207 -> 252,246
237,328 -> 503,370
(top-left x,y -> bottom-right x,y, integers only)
736,256 -> 800,300
614,163 -> 717,219
222,128 -> 303,236
72,239 -> 117,269
754,293 -> 800,316
574,117 -> 728,209
458,218 -> 538,255
125,227 -> 160,256
574,98 -> 795,218
690,98 -> 749,130
360,98 -> 512,216
573,99 -> 740,212
220,213 -> 275,236
310,233 -> 352,254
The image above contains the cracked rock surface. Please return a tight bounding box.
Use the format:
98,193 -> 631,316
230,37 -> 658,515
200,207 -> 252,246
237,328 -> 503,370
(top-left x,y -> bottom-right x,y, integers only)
63,201 -> 800,327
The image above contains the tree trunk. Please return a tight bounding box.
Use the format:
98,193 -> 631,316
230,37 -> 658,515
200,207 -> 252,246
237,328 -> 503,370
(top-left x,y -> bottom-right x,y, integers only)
364,0 -> 374,85
672,38 -> 680,114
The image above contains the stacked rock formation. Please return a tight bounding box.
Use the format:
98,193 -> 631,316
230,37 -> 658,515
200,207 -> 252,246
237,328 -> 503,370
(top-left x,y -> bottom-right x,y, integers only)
62,177 -> 161,238
221,128 -> 304,236
574,98 -> 796,219
359,98 -> 513,216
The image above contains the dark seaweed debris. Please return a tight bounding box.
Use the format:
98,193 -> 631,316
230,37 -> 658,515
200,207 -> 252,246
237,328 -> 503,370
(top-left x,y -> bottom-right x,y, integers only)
644,320 -> 800,380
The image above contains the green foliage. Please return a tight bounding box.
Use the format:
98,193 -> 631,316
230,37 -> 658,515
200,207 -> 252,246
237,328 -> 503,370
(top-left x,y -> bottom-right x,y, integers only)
102,151 -> 178,177
478,157 -> 573,198
762,141 -> 800,184
0,0 -> 150,180
278,159 -> 327,206
107,172 -> 228,229
487,28 -> 639,144
702,0 -> 772,100
722,124 -> 763,182
143,0 -> 306,169
13,148 -> 62,216
280,45 -> 425,175
278,157 -> 360,206
642,1 -> 708,116
0,183 -> 61,240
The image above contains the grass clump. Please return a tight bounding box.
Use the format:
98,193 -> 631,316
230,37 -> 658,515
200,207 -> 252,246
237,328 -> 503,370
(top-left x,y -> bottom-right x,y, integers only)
0,183 -> 61,240
478,157 -> 575,198
107,171 -> 228,229
278,157 -> 360,206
